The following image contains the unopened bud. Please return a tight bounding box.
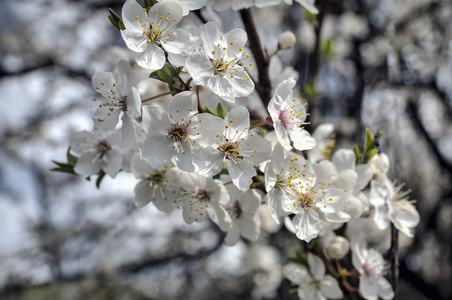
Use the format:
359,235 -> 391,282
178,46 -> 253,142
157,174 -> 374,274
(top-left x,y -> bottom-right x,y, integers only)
327,236 -> 350,259
278,31 -> 296,50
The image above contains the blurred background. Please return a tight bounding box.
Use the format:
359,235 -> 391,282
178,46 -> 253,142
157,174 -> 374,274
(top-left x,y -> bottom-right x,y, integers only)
0,0 -> 451,299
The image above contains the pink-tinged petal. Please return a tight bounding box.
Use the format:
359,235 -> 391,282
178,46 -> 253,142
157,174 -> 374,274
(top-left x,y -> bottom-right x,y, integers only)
122,0 -> 148,32
321,275 -> 344,299
133,180 -> 152,208
121,29 -> 148,52
377,276 -> 394,300
359,275 -> 378,300
292,209 -> 320,242
228,159 -> 256,190
186,53 -> 214,86
140,135 -> 174,168
273,119 -> 292,150
308,253 -> 326,281
135,43 -> 166,71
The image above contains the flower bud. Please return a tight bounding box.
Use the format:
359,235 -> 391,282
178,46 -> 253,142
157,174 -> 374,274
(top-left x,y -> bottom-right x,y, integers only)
278,31 -> 296,50
327,236 -> 350,259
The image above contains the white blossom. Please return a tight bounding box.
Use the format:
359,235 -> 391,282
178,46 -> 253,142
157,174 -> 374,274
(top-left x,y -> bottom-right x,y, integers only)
267,77 -> 316,151
185,22 -> 255,102
283,254 -> 343,300
121,0 -> 194,71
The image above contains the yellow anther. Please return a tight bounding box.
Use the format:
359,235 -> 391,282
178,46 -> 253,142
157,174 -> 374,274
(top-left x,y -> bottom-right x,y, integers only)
229,119 -> 233,123
230,42 -> 234,45
155,10 -> 159,13
225,125 -> 229,128
212,50 -> 216,55
135,16 -> 140,20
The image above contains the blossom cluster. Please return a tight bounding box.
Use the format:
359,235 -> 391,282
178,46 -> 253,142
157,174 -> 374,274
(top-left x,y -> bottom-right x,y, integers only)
59,0 -> 421,299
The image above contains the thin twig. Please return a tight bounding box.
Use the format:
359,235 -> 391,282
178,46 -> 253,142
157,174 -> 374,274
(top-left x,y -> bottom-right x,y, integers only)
390,223 -> 399,299
239,9 -> 272,107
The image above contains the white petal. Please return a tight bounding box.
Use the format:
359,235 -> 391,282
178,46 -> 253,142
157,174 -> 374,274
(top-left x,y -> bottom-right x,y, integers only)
140,135 -> 174,167
377,276 -> 394,300
228,159 -> 256,190
133,180 -> 152,208
307,253 -> 326,281
359,275 -> 378,300
292,210 -> 320,242
320,275 -> 343,299
186,53 -> 215,86
136,44 -> 166,71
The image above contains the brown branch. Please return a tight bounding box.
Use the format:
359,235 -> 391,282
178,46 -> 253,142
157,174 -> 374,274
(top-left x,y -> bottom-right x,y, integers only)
389,224 -> 399,299
239,9 -> 271,107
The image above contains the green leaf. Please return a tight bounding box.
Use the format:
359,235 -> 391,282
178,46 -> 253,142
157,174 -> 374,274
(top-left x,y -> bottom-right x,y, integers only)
66,148 -> 78,166
144,0 -> 154,9
108,8 -> 125,30
287,250 -> 308,265
215,102 -> 228,119
303,8 -> 317,23
353,144 -> 361,165
50,166 -> 76,175
204,106 -> 217,116
364,149 -> 378,163
96,171 -> 106,189
364,128 -> 374,155
303,84 -> 316,100
149,71 -> 162,81
157,62 -> 178,84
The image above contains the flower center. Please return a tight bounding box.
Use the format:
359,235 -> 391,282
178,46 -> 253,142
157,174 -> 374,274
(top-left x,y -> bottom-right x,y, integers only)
218,141 -> 242,161
231,200 -> 243,219
168,123 -> 188,143
195,189 -> 211,204
94,139 -> 111,155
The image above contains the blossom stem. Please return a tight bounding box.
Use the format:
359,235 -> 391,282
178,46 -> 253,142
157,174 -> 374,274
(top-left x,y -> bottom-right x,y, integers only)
249,120 -> 268,130
141,91 -> 178,103
196,85 -> 205,113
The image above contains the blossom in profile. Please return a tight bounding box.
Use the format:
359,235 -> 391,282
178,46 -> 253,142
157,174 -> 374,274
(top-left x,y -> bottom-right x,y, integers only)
283,253 -> 343,300
223,180 -> 262,245
121,0 -> 194,71
185,22 -> 254,102
267,77 -> 316,151
351,238 -> 394,300
370,175 -> 420,237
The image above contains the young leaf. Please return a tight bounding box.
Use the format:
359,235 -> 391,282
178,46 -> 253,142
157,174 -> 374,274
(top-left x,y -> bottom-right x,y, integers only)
215,102 -> 229,119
